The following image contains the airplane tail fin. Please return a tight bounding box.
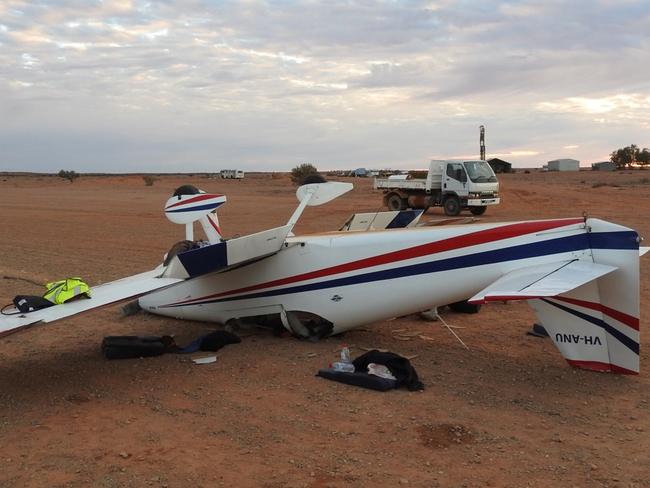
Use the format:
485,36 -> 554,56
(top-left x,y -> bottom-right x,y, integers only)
469,218 -> 642,374
164,185 -> 226,244
531,219 -> 640,374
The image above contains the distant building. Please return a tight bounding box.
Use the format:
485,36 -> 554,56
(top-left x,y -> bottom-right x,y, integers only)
592,161 -> 616,171
352,168 -> 368,177
487,158 -> 512,173
547,159 -> 580,172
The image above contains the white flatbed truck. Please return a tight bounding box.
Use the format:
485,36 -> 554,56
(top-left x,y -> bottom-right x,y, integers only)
374,159 -> 500,216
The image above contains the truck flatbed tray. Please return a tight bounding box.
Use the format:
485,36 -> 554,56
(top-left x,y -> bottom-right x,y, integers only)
374,179 -> 432,190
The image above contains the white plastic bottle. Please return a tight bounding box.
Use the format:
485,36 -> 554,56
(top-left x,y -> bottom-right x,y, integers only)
340,345 -> 351,363
331,345 -> 355,372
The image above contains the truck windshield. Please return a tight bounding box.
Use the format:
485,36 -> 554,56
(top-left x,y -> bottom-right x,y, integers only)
463,161 -> 497,183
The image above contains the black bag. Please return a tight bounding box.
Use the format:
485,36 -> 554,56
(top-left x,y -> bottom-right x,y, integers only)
317,368 -> 398,391
101,336 -> 178,359
199,331 -> 241,351
352,350 -> 424,391
1,295 -> 55,315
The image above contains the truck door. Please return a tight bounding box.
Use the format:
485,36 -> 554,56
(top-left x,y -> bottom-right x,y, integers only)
444,162 -> 467,196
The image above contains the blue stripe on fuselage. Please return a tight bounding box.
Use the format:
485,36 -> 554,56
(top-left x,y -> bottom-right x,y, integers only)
166,233 -> 586,306
165,230 -> 637,307
588,231 -> 639,250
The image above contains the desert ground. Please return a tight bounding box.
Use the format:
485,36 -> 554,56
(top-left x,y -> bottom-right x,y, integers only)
0,170 -> 649,488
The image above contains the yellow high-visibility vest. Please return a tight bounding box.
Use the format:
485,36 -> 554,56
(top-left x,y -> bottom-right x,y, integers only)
43,277 -> 91,305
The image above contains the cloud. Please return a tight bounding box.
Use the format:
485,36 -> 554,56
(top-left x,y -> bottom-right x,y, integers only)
0,0 -> 648,171
538,94 -> 650,115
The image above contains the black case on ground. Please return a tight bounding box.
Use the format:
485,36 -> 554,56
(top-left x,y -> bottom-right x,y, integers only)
101,336 -> 172,359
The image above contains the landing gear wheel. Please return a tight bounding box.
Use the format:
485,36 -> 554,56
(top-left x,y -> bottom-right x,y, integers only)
387,194 -> 407,211
443,196 -> 461,216
469,206 -> 487,216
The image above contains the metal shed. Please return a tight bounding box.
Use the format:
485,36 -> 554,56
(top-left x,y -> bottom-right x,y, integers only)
487,158 -> 512,173
547,159 -> 580,171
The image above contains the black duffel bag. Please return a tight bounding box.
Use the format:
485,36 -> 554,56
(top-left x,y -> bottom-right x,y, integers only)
101,335 -> 178,359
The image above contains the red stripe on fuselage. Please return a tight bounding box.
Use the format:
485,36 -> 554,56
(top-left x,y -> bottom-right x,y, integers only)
566,359 -> 638,375
172,218 -> 584,306
553,296 -> 639,331
165,194 -> 224,210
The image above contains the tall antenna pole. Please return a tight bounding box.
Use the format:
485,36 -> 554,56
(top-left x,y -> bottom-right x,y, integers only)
479,125 -> 486,160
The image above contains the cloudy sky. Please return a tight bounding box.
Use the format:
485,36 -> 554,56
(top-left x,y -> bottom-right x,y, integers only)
1,0 -> 649,172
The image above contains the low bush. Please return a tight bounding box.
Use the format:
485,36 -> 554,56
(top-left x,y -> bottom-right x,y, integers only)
58,170 -> 79,183
291,163 -> 320,185
142,175 -> 157,186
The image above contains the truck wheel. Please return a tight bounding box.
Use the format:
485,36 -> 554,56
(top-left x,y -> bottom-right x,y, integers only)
387,193 -> 406,211
469,206 -> 487,216
443,196 -> 461,216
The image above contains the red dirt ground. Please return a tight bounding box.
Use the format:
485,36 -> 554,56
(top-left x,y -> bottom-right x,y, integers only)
0,171 -> 649,487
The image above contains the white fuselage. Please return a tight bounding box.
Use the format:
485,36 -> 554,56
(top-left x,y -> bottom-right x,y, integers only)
140,218 -> 591,335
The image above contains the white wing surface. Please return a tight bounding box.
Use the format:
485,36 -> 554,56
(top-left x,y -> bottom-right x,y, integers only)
1,269 -> 183,338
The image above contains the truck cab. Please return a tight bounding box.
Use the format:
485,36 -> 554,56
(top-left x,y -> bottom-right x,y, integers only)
439,160 -> 499,215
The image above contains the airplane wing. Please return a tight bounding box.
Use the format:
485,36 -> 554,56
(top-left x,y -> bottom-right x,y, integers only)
0,269 -> 183,338
468,260 -> 618,304
0,225 -> 292,337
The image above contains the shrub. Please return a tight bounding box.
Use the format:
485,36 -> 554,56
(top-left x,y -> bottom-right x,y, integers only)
290,163 -> 320,185
142,175 -> 157,186
58,170 -> 79,183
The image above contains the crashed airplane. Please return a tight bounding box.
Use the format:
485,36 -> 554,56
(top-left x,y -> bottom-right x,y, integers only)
1,181 -> 646,374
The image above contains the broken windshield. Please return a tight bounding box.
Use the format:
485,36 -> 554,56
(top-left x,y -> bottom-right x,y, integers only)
463,161 -> 497,183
